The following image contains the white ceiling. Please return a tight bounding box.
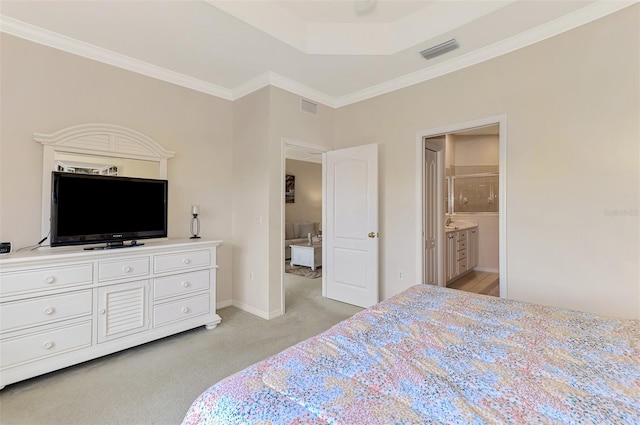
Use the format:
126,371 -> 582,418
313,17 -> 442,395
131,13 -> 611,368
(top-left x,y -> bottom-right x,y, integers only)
0,1 -> 635,107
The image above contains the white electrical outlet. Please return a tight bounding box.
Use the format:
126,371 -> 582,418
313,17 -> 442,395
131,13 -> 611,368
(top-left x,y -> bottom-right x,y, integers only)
398,271 -> 404,280
249,272 -> 254,281
255,216 -> 262,225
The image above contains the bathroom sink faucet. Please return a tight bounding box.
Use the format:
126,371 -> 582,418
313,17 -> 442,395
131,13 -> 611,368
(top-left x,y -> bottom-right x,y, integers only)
446,217 -> 453,226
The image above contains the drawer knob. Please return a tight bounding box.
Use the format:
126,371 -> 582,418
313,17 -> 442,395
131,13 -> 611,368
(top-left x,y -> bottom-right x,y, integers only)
45,276 -> 56,284
182,258 -> 191,264
182,281 -> 190,288
43,341 -> 54,350
181,307 -> 189,314
123,266 -> 132,273
44,307 -> 55,315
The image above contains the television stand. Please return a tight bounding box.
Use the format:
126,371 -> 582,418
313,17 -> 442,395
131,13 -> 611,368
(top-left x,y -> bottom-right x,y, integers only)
83,240 -> 144,250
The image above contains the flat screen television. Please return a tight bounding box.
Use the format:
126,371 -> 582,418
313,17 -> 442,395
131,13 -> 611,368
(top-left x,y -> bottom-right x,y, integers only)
50,171 -> 168,249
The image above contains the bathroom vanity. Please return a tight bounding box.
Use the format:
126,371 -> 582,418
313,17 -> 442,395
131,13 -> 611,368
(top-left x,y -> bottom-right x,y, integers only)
445,223 -> 479,283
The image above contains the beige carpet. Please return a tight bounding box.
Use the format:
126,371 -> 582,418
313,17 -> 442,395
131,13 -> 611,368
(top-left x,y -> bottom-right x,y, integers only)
0,274 -> 362,425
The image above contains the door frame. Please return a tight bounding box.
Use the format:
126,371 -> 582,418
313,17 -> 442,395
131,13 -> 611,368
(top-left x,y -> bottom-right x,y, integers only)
281,138 -> 329,315
415,114 -> 508,297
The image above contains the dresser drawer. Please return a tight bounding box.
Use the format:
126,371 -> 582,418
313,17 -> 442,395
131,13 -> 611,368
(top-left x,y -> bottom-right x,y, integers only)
0,290 -> 92,332
153,270 -> 209,301
154,250 -> 210,274
153,293 -> 210,328
0,264 -> 93,296
457,240 -> 467,251
457,230 -> 467,241
98,257 -> 150,282
0,321 -> 92,369
456,249 -> 467,261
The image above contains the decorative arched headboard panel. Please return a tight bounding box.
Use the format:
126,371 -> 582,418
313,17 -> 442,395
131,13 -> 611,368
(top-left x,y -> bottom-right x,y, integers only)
35,123 -> 175,238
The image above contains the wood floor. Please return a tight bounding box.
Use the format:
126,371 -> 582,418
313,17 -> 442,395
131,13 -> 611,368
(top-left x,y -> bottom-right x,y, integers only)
447,271 -> 500,297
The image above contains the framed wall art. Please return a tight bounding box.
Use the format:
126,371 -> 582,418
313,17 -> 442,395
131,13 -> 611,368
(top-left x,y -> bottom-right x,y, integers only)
285,174 -> 295,203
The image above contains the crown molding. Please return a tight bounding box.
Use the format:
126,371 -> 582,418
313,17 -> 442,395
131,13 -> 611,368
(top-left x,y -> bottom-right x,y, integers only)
266,72 -> 337,107
231,71 -> 337,107
1,1 -> 636,109
0,15 -> 234,100
230,72 -> 272,101
333,0 -> 638,107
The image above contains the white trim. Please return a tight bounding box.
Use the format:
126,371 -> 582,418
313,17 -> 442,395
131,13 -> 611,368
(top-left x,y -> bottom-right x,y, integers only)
216,299 -> 233,309
281,138 -> 329,316
498,116 -> 508,298
268,73 -> 337,108
209,0 -> 513,56
34,123 -> 175,159
231,73 -> 272,101
2,1 -> 634,107
280,139 -> 286,318
0,15 -> 233,100
334,1 -> 636,107
283,138 -> 330,154
231,300 -> 270,320
475,267 -> 500,274
416,114 -> 508,298
229,72 -> 337,107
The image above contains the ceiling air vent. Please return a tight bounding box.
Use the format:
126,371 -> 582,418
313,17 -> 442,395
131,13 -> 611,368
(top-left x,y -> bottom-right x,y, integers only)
300,98 -> 318,115
420,39 -> 459,61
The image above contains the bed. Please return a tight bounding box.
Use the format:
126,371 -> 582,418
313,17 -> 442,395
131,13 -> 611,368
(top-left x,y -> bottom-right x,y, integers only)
182,285 -> 640,424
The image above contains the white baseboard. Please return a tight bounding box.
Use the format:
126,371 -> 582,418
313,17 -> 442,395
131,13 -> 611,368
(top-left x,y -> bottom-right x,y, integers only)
230,300 -> 270,320
216,299 -> 233,309
475,266 -> 499,274
218,298 -> 283,320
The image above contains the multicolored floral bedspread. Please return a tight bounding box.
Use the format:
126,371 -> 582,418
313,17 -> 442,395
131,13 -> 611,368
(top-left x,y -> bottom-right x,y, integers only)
183,285 -> 640,424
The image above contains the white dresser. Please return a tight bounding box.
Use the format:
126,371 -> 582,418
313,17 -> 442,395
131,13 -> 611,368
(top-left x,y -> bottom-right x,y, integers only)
0,239 -> 222,389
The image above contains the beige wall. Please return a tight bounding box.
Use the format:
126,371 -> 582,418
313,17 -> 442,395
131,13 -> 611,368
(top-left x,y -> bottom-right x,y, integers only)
267,87 -> 335,315
229,86 -> 334,318
333,6 -> 639,319
1,6 -> 638,321
0,34 -> 235,304
451,134 -> 499,167
231,88 -> 271,316
285,159 -> 322,224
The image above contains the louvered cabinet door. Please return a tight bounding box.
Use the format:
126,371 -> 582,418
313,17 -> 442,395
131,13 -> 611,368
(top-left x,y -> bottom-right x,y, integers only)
97,280 -> 150,343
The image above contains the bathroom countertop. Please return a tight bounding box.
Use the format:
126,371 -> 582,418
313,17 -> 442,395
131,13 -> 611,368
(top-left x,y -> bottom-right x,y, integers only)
444,221 -> 478,232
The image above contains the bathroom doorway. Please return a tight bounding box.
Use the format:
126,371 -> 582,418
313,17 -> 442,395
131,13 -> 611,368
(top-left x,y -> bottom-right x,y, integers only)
416,115 -> 507,298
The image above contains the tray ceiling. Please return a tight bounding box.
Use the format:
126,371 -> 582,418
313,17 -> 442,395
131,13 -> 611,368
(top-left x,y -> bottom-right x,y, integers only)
0,0 -> 635,107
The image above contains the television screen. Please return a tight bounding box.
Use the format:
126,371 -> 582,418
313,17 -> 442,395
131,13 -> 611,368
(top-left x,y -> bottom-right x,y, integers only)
50,171 -> 168,247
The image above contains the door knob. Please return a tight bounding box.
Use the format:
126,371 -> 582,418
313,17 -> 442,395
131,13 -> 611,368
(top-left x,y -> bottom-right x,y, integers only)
368,232 -> 379,238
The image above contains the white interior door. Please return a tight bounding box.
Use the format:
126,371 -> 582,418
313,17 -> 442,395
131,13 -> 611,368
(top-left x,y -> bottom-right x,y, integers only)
424,148 -> 438,285
324,144 -> 378,308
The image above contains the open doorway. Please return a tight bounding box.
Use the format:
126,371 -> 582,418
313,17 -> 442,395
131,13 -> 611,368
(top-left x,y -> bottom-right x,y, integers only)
282,141 -> 326,313
416,115 -> 507,298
